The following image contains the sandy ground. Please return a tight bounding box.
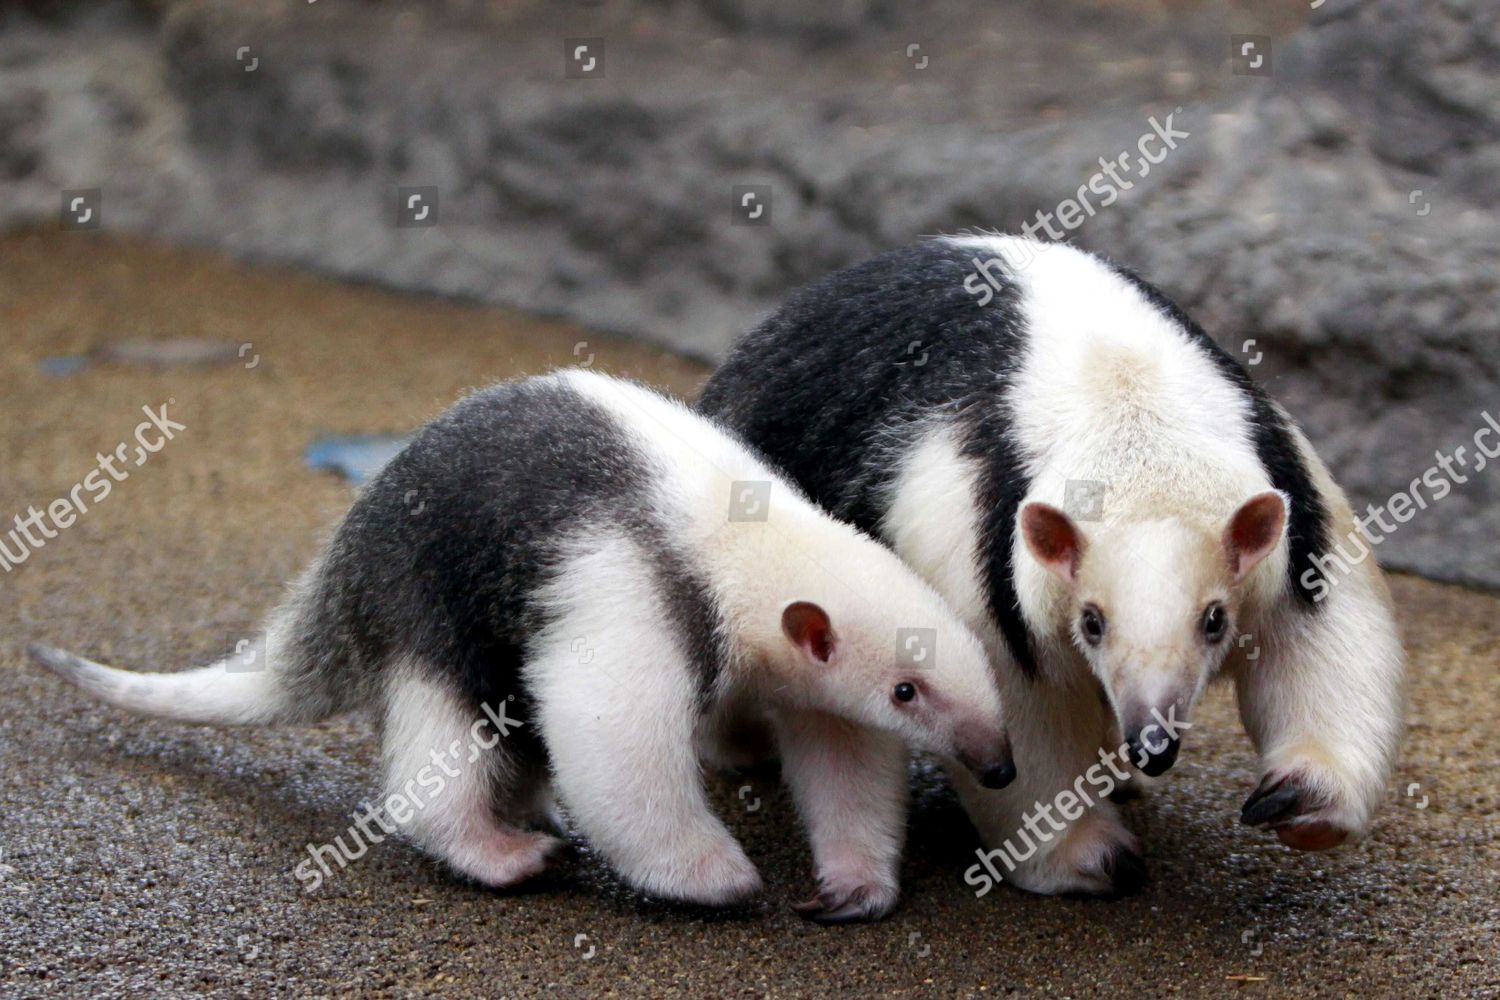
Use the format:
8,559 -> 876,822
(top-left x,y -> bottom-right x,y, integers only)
0,229 -> 1495,998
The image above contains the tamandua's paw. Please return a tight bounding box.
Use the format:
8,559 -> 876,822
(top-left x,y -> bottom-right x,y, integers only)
793,868 -> 899,924
642,842 -> 764,907
1001,810 -> 1146,897
447,829 -> 566,889
1240,769 -> 1357,852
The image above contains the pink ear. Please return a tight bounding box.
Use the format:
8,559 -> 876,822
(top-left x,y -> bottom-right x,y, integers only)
1020,502 -> 1086,585
1224,491 -> 1288,582
782,601 -> 836,663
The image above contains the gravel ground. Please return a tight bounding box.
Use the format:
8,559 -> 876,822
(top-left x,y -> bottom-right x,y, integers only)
1,230 -> 1496,998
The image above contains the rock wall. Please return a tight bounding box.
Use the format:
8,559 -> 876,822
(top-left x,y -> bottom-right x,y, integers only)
1,0 -> 1496,586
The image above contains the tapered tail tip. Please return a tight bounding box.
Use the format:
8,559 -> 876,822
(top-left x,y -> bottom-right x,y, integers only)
27,643 -> 85,677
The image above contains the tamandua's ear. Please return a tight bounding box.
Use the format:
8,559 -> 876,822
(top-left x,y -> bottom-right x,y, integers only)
1020,502 -> 1087,585
781,601 -> 836,663
1224,491 -> 1287,582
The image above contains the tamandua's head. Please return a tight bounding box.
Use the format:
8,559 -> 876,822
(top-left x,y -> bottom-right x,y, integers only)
1020,490 -> 1288,776
772,593 -> 1015,790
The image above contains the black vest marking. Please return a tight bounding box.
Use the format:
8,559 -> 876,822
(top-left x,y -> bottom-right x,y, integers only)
1109,265 -> 1333,610
699,240 -> 1042,675
304,378 -> 730,767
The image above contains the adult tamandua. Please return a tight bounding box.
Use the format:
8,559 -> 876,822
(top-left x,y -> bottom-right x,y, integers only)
698,236 -> 1406,895
30,369 -> 1015,922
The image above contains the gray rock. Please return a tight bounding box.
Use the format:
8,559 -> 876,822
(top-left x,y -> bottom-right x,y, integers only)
0,0 -> 1495,586
697,0 -> 895,40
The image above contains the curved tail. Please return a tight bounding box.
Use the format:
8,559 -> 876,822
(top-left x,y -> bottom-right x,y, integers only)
27,629 -> 352,727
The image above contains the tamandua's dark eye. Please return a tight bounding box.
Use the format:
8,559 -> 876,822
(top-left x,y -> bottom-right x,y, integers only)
893,682 -> 917,703
1080,605 -> 1106,646
1202,603 -> 1229,643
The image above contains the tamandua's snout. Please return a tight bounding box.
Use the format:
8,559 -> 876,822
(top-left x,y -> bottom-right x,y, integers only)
897,673 -> 1013,788
972,756 -> 1018,790
952,724 -> 1016,789
901,632 -> 1014,789
1121,702 -> 1185,777
1115,674 -> 1199,776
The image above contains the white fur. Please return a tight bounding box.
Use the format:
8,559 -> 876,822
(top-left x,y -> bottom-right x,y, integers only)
28,632 -> 285,726
526,531 -> 762,904
1230,426 -> 1405,841
879,420 -> 995,638
773,709 -> 910,921
558,368 -> 1005,753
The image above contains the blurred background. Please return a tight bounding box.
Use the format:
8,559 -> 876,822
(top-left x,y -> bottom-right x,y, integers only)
2,5 -> 1498,996
2,0 -> 1497,587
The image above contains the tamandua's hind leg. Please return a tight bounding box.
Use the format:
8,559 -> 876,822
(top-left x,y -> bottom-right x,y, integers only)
527,536 -> 761,906
381,663 -> 564,888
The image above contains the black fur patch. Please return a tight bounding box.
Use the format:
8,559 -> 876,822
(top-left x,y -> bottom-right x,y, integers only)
295,377 -> 730,768
1109,265 -> 1332,609
699,240 -> 1042,674
644,533 -> 730,706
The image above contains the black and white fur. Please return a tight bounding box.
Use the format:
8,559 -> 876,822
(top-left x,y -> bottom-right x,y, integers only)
699,235 -> 1406,895
29,369 -> 1015,922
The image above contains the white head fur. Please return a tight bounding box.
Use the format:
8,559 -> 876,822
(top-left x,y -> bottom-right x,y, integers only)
1020,490 -> 1288,774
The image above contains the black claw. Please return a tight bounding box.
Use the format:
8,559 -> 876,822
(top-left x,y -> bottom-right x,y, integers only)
793,885 -> 893,925
1099,844 -> 1148,896
807,903 -> 870,925
1240,776 -> 1302,826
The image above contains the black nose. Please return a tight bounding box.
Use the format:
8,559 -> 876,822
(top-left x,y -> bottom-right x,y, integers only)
980,759 -> 1017,789
1128,733 -> 1181,777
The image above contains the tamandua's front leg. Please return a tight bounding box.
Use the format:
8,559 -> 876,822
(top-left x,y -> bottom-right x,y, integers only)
527,540 -> 762,906
1233,560 -> 1405,851
772,708 -> 910,923
950,664 -> 1145,896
